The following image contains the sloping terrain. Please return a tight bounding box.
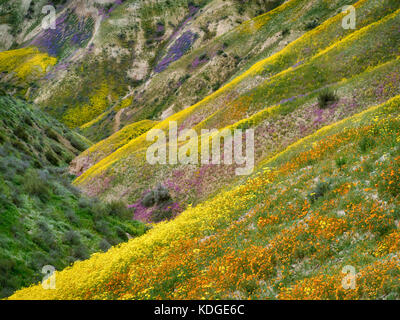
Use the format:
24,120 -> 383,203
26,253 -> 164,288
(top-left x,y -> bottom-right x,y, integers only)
4,1 -> 356,144
0,0 -> 71,51
75,0 -> 353,141
9,95 -> 400,299
2,0 -> 288,138
0,96 -> 147,298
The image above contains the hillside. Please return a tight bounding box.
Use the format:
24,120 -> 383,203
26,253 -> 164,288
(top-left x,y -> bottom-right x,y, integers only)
1,0 -> 400,301
73,0 -> 351,141
0,96 -> 147,298
73,0 -> 400,215
9,95 -> 400,299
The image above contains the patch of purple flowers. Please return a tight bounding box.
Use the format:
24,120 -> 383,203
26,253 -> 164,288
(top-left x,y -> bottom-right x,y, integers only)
155,31 -> 198,73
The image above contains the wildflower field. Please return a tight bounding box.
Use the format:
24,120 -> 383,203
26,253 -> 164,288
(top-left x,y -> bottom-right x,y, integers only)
1,0 -> 400,301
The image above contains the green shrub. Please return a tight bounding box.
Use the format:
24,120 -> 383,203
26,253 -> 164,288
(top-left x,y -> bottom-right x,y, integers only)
23,115 -> 34,126
318,89 -> 338,109
142,191 -> 156,208
304,19 -> 320,30
37,220 -> 50,233
0,131 -> 6,143
281,28 -> 290,36
45,127 -> 60,142
142,185 -> 171,208
11,192 -> 23,207
0,96 -> 149,298
90,202 -> 110,220
67,133 -> 87,152
32,230 -> 57,250
151,205 -> 173,223
11,157 -> 30,174
0,258 -> 15,273
359,136 -> 375,153
212,82 -> 221,92
115,227 -> 128,242
14,126 -> 30,141
78,197 -> 92,209
32,140 -> 43,152
45,150 -> 60,166
63,152 -> 74,164
65,209 -> 80,225
377,158 -> 400,198
0,285 -> 14,299
12,140 -> 30,154
154,185 -> 171,204
0,257 -> 17,298
95,221 -> 111,236
73,244 -> 89,261
28,252 -> 50,270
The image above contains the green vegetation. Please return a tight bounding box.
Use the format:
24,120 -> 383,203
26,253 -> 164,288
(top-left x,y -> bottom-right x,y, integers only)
0,96 -> 147,298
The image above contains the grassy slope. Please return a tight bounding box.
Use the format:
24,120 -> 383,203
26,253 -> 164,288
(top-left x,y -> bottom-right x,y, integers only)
72,1 -> 400,209
5,0 -> 400,300
0,96 -> 147,298
77,0 -> 354,141
30,0 -> 237,131
105,0 -> 347,119
9,95 -> 400,299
